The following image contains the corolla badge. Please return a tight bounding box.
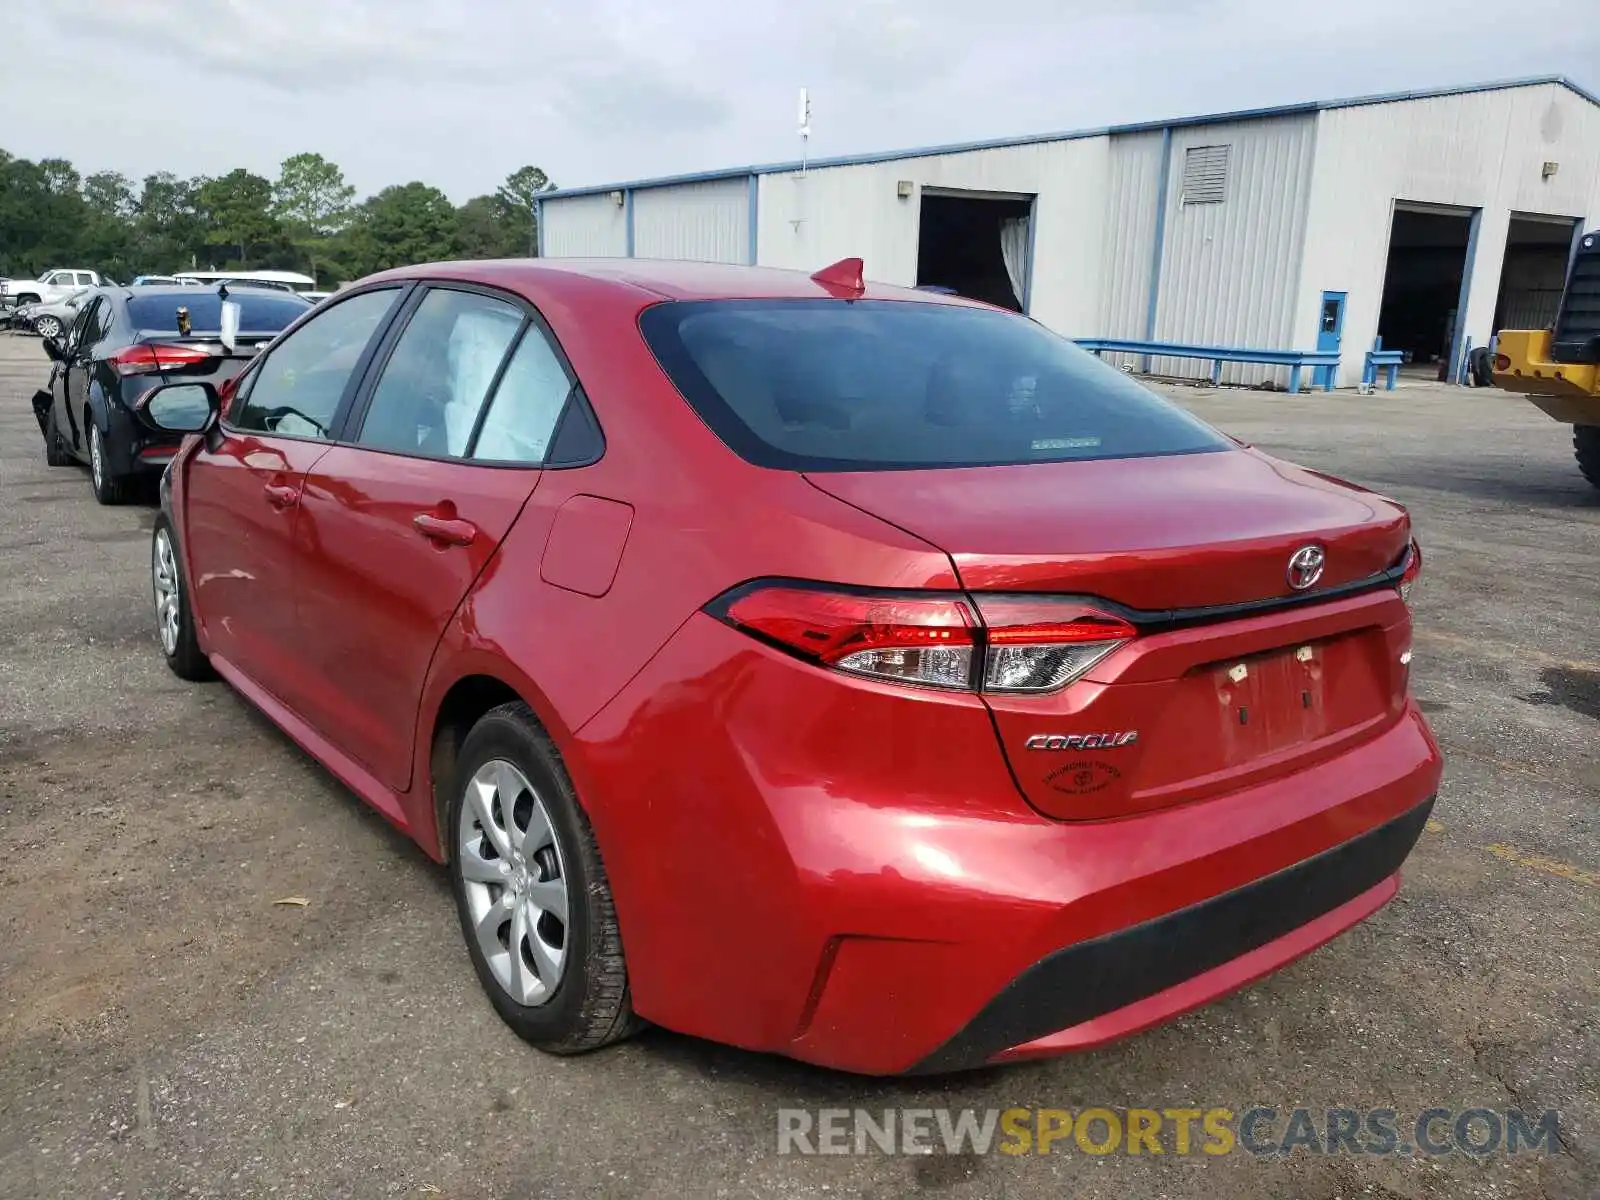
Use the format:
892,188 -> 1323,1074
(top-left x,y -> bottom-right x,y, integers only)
1024,732 -> 1139,751
1287,544 -> 1326,591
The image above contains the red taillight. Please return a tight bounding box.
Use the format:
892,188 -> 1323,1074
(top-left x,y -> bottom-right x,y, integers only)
1399,539 -> 1422,603
713,583 -> 1135,694
722,585 -> 978,690
112,343 -> 211,378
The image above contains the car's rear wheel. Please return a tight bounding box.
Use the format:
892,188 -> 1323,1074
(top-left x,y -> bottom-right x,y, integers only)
151,517 -> 213,681
88,421 -> 127,505
1576,425 -> 1600,491
449,702 -> 640,1054
32,314 -> 62,340
43,407 -> 72,466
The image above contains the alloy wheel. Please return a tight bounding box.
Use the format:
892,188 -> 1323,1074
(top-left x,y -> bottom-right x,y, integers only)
457,759 -> 569,1006
152,528 -> 180,656
34,316 -> 61,339
89,426 -> 104,491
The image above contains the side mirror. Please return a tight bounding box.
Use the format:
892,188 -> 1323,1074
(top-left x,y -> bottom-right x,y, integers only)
141,382 -> 220,434
42,337 -> 64,362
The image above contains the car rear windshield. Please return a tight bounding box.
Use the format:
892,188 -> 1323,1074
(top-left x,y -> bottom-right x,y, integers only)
127,292 -> 310,333
638,299 -> 1230,470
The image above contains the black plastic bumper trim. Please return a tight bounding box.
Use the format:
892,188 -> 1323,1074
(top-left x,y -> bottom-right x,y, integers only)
910,796 -> 1434,1074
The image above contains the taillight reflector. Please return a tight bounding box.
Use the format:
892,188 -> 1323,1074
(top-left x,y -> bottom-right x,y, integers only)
713,583 -> 1135,694
113,344 -> 211,378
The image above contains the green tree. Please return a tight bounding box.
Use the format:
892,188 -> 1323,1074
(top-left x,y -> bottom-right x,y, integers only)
455,194 -> 521,259
273,152 -> 355,284
495,165 -> 554,256
337,181 -> 459,278
132,172 -> 203,272
82,171 -> 135,220
195,168 -> 279,267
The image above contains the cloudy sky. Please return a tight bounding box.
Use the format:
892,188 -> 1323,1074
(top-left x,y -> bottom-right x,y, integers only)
8,0 -> 1598,201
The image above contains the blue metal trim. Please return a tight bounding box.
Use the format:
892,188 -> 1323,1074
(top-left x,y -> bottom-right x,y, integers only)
624,189 -> 635,258
539,76 -> 1597,201
1449,207 -> 1483,384
747,175 -> 759,266
1022,194 -> 1039,314
1143,127 -> 1174,372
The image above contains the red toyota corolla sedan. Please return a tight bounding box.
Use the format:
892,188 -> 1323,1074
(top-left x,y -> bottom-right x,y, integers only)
141,257 -> 1441,1074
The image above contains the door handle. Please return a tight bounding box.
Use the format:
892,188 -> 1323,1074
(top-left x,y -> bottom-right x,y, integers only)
263,483 -> 300,509
413,513 -> 478,547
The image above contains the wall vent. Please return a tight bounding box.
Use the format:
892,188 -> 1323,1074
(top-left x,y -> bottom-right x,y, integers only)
1181,145 -> 1231,205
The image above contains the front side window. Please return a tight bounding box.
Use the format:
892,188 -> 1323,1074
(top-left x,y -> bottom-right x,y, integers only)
357,288 -> 524,458
639,299 -> 1230,471
230,288 -> 398,440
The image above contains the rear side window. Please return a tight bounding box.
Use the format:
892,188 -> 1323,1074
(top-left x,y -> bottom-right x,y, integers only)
639,300 -> 1229,470
127,292 -> 309,333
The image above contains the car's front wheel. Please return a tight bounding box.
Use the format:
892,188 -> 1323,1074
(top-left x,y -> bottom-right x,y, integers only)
32,314 -> 63,341
151,516 -> 213,680
449,702 -> 640,1055
43,406 -> 73,466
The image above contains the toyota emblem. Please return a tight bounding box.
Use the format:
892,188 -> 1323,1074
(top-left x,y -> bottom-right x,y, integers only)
1287,544 -> 1326,591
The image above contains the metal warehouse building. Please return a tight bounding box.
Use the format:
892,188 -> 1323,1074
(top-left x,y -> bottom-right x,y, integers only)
538,75 -> 1600,389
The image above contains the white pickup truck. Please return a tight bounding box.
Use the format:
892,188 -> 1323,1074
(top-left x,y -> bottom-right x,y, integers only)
0,268 -> 110,308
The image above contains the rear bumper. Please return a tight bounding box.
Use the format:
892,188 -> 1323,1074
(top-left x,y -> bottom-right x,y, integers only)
575,614 -> 1445,1076
101,400 -> 181,476
911,797 -> 1431,1072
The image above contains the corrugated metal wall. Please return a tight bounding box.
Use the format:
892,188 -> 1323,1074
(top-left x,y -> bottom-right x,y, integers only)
1097,131 -> 1165,339
540,193 -> 627,257
755,138 -> 1111,338
1296,82 -> 1600,383
1146,115 -> 1317,385
632,178 -> 751,263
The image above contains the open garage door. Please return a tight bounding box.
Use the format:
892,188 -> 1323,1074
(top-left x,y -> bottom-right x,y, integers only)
1375,204 -> 1474,380
1494,214 -> 1579,333
916,188 -> 1034,313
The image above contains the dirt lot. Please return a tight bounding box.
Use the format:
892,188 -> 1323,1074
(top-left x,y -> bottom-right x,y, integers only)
0,332 -> 1596,1200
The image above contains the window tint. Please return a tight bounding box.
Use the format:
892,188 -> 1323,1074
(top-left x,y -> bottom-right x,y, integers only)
77,273 -> 96,286
639,300 -> 1230,471
357,288 -> 523,458
127,292 -> 309,333
65,298 -> 98,350
230,288 -> 398,440
472,326 -> 573,464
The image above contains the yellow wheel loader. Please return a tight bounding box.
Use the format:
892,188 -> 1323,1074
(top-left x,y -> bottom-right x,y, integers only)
1492,227 -> 1600,491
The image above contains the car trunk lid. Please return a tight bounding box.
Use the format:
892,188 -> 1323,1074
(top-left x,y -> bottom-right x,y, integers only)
805,448 -> 1415,820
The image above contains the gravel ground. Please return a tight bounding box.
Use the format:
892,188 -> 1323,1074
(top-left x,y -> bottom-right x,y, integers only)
0,333 -> 1596,1200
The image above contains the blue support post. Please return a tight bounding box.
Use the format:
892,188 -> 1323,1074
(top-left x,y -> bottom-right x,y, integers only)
1288,364 -> 1302,394
1210,358 -> 1222,385
1448,207 -> 1482,383
1386,362 -> 1399,389
1141,127 -> 1174,373
624,189 -> 635,257
746,175 -> 759,265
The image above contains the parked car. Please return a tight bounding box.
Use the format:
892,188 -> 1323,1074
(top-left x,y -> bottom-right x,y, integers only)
131,275 -> 205,287
33,285 -> 312,504
2,268 -> 110,308
16,290 -> 90,340
138,258 -> 1441,1075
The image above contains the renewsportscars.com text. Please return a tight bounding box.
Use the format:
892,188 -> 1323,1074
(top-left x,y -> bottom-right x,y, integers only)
777,1106 -> 1562,1158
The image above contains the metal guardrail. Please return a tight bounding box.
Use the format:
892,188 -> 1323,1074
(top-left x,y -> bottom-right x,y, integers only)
1074,338 -> 1342,394
1363,349 -> 1404,391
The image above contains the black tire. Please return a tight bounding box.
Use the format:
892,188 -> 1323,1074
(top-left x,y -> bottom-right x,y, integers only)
43,407 -> 73,466
449,702 -> 641,1055
88,420 -> 127,505
151,516 -> 214,681
1576,425 -> 1600,491
33,315 -> 63,341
